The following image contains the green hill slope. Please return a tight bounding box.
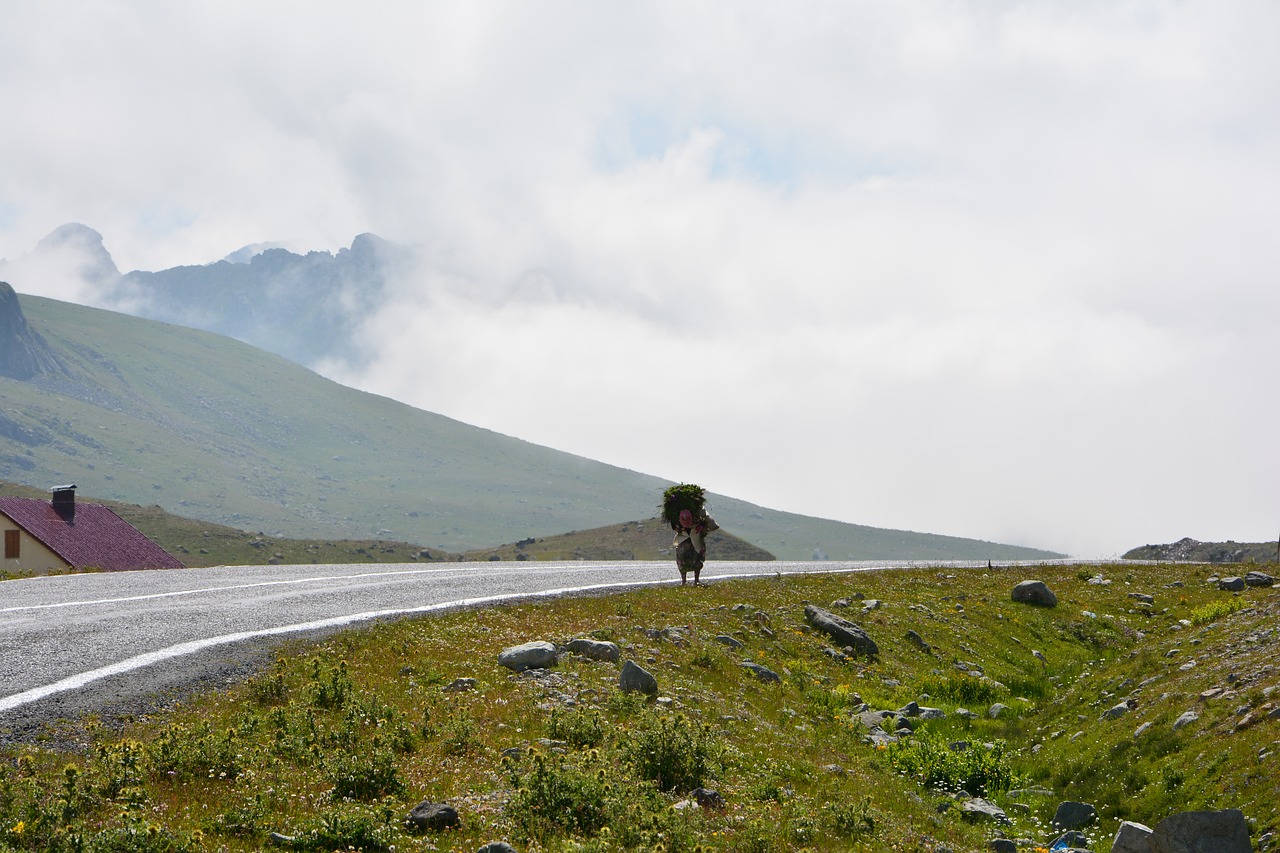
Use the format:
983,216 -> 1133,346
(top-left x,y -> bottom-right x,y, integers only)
0,290 -> 1061,560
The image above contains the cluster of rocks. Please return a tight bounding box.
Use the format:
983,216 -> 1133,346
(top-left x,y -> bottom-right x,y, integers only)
1211,571 -> 1275,591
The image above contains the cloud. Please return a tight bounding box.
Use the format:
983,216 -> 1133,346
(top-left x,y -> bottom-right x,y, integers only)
3,1 -> 1279,555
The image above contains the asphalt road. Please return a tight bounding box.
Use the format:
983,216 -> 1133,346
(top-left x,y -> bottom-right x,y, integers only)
0,557 -> 1058,743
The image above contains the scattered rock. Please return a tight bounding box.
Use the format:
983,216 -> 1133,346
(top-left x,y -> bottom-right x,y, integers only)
1172,710 -> 1199,731
1245,571 -> 1275,588
1150,808 -> 1250,852
1103,701 -> 1134,720
1011,580 -> 1058,607
444,677 -> 478,692
691,787 -> 726,809
619,660 -> 658,695
1134,721 -> 1153,738
405,801 -> 460,832
564,638 -> 620,662
1111,820 -> 1154,853
1050,830 -> 1091,849
1217,576 -> 1246,592
905,629 -> 933,653
741,662 -> 781,684
714,634 -> 744,650
498,641 -> 558,672
959,798 -> 1011,825
988,839 -> 1017,853
803,605 -> 880,657
988,703 -> 1010,719
477,844 -> 517,853
1052,801 -> 1098,830
1129,592 -> 1155,604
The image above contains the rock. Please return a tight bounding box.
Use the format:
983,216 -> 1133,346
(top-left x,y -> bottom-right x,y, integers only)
1103,701 -> 1133,720
955,708 -> 978,720
1150,808 -> 1250,852
905,629 -> 933,653
1111,820 -> 1154,853
988,839 -> 1017,853
1134,721 -> 1153,738
714,634 -> 745,650
1217,576 -> 1246,592
619,660 -> 658,695
564,638 -> 620,662
1011,580 -> 1058,607
988,703 -> 1010,719
959,798 -> 1011,825
1129,592 -> 1155,604
741,661 -> 781,684
1051,830 -> 1090,848
444,677 -> 478,692
691,787 -> 726,809
803,605 -> 880,657
1172,710 -> 1199,730
498,641 -> 558,672
1053,801 -> 1098,830
477,844 -> 517,853
405,801 -> 461,832
1245,571 -> 1275,588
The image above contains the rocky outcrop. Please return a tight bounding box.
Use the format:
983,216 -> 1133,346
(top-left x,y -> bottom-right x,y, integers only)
1149,808 -> 1251,852
0,281 -> 68,380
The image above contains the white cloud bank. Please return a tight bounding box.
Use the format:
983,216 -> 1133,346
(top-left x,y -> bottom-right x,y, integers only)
2,1 -> 1278,556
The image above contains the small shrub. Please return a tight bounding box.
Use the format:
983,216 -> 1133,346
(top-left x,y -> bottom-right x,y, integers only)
292,804 -> 394,853
325,749 -> 403,801
246,671 -> 288,705
916,674 -> 1010,706
886,728 -> 1019,795
824,796 -> 879,838
1189,597 -> 1245,625
308,658 -> 353,709
505,751 -> 613,843
547,708 -> 606,749
624,712 -> 724,792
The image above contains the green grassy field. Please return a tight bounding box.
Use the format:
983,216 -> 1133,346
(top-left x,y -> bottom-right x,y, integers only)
2,561 -> 1277,852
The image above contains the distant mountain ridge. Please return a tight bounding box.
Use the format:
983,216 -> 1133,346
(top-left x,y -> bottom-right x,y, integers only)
0,225 -> 1064,560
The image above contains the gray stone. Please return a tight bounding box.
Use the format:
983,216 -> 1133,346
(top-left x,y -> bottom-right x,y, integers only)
714,634 -> 744,650
619,659 -> 658,695
804,605 -> 880,657
1103,701 -> 1133,720
1051,830 -> 1090,848
741,661 -> 781,684
959,798 -> 1011,825
1172,710 -> 1199,730
988,702 -> 1010,718
1129,592 -> 1155,604
1150,808 -> 1250,852
1011,580 -> 1058,607
1134,721 -> 1153,738
405,801 -> 460,832
1053,801 -> 1098,830
444,677 -> 478,692
988,839 -> 1017,853
905,629 -> 933,653
498,641 -> 558,672
477,844 -> 517,853
564,637 -> 620,662
691,787 -> 726,809
1245,571 -> 1275,588
1217,576 -> 1246,592
1111,820 -> 1154,853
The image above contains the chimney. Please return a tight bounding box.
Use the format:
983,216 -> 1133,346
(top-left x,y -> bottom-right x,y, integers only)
51,484 -> 76,522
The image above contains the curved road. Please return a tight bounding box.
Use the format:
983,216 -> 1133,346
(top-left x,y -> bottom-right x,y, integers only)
0,558 -> 1067,740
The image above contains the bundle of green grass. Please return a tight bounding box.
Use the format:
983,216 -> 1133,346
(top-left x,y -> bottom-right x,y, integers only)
661,483 -> 708,530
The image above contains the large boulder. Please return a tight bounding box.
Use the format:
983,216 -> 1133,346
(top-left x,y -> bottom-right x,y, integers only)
498,641 -> 558,672
803,605 -> 879,657
1150,808 -> 1250,852
1217,576 -> 1246,592
1011,580 -> 1058,607
405,801 -> 460,832
1245,571 -> 1275,588
1053,801 -> 1098,831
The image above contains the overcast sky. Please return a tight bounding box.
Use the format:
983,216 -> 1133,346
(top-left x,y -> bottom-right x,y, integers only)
2,1 -> 1278,557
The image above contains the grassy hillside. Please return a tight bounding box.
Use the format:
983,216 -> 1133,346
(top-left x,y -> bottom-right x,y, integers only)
1,562 -> 1275,851
459,518 -> 775,562
1,292 -> 1062,561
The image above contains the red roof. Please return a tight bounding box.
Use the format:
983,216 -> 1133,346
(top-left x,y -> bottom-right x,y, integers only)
0,497 -> 184,571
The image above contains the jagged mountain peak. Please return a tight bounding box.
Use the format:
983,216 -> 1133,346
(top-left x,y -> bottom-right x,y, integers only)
0,281 -> 68,380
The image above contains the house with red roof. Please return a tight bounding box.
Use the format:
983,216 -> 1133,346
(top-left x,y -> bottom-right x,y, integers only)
0,485 -> 184,574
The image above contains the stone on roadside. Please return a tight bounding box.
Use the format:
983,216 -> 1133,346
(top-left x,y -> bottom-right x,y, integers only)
564,637 -> 620,662
1011,580 -> 1058,607
804,605 -> 880,657
498,641 -> 558,672
619,659 -> 658,695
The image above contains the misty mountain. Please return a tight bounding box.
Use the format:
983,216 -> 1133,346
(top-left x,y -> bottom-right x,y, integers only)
0,284 -> 1060,560
0,223 -> 397,369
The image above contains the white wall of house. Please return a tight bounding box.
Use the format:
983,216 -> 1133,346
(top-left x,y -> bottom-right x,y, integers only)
1,513 -> 72,575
